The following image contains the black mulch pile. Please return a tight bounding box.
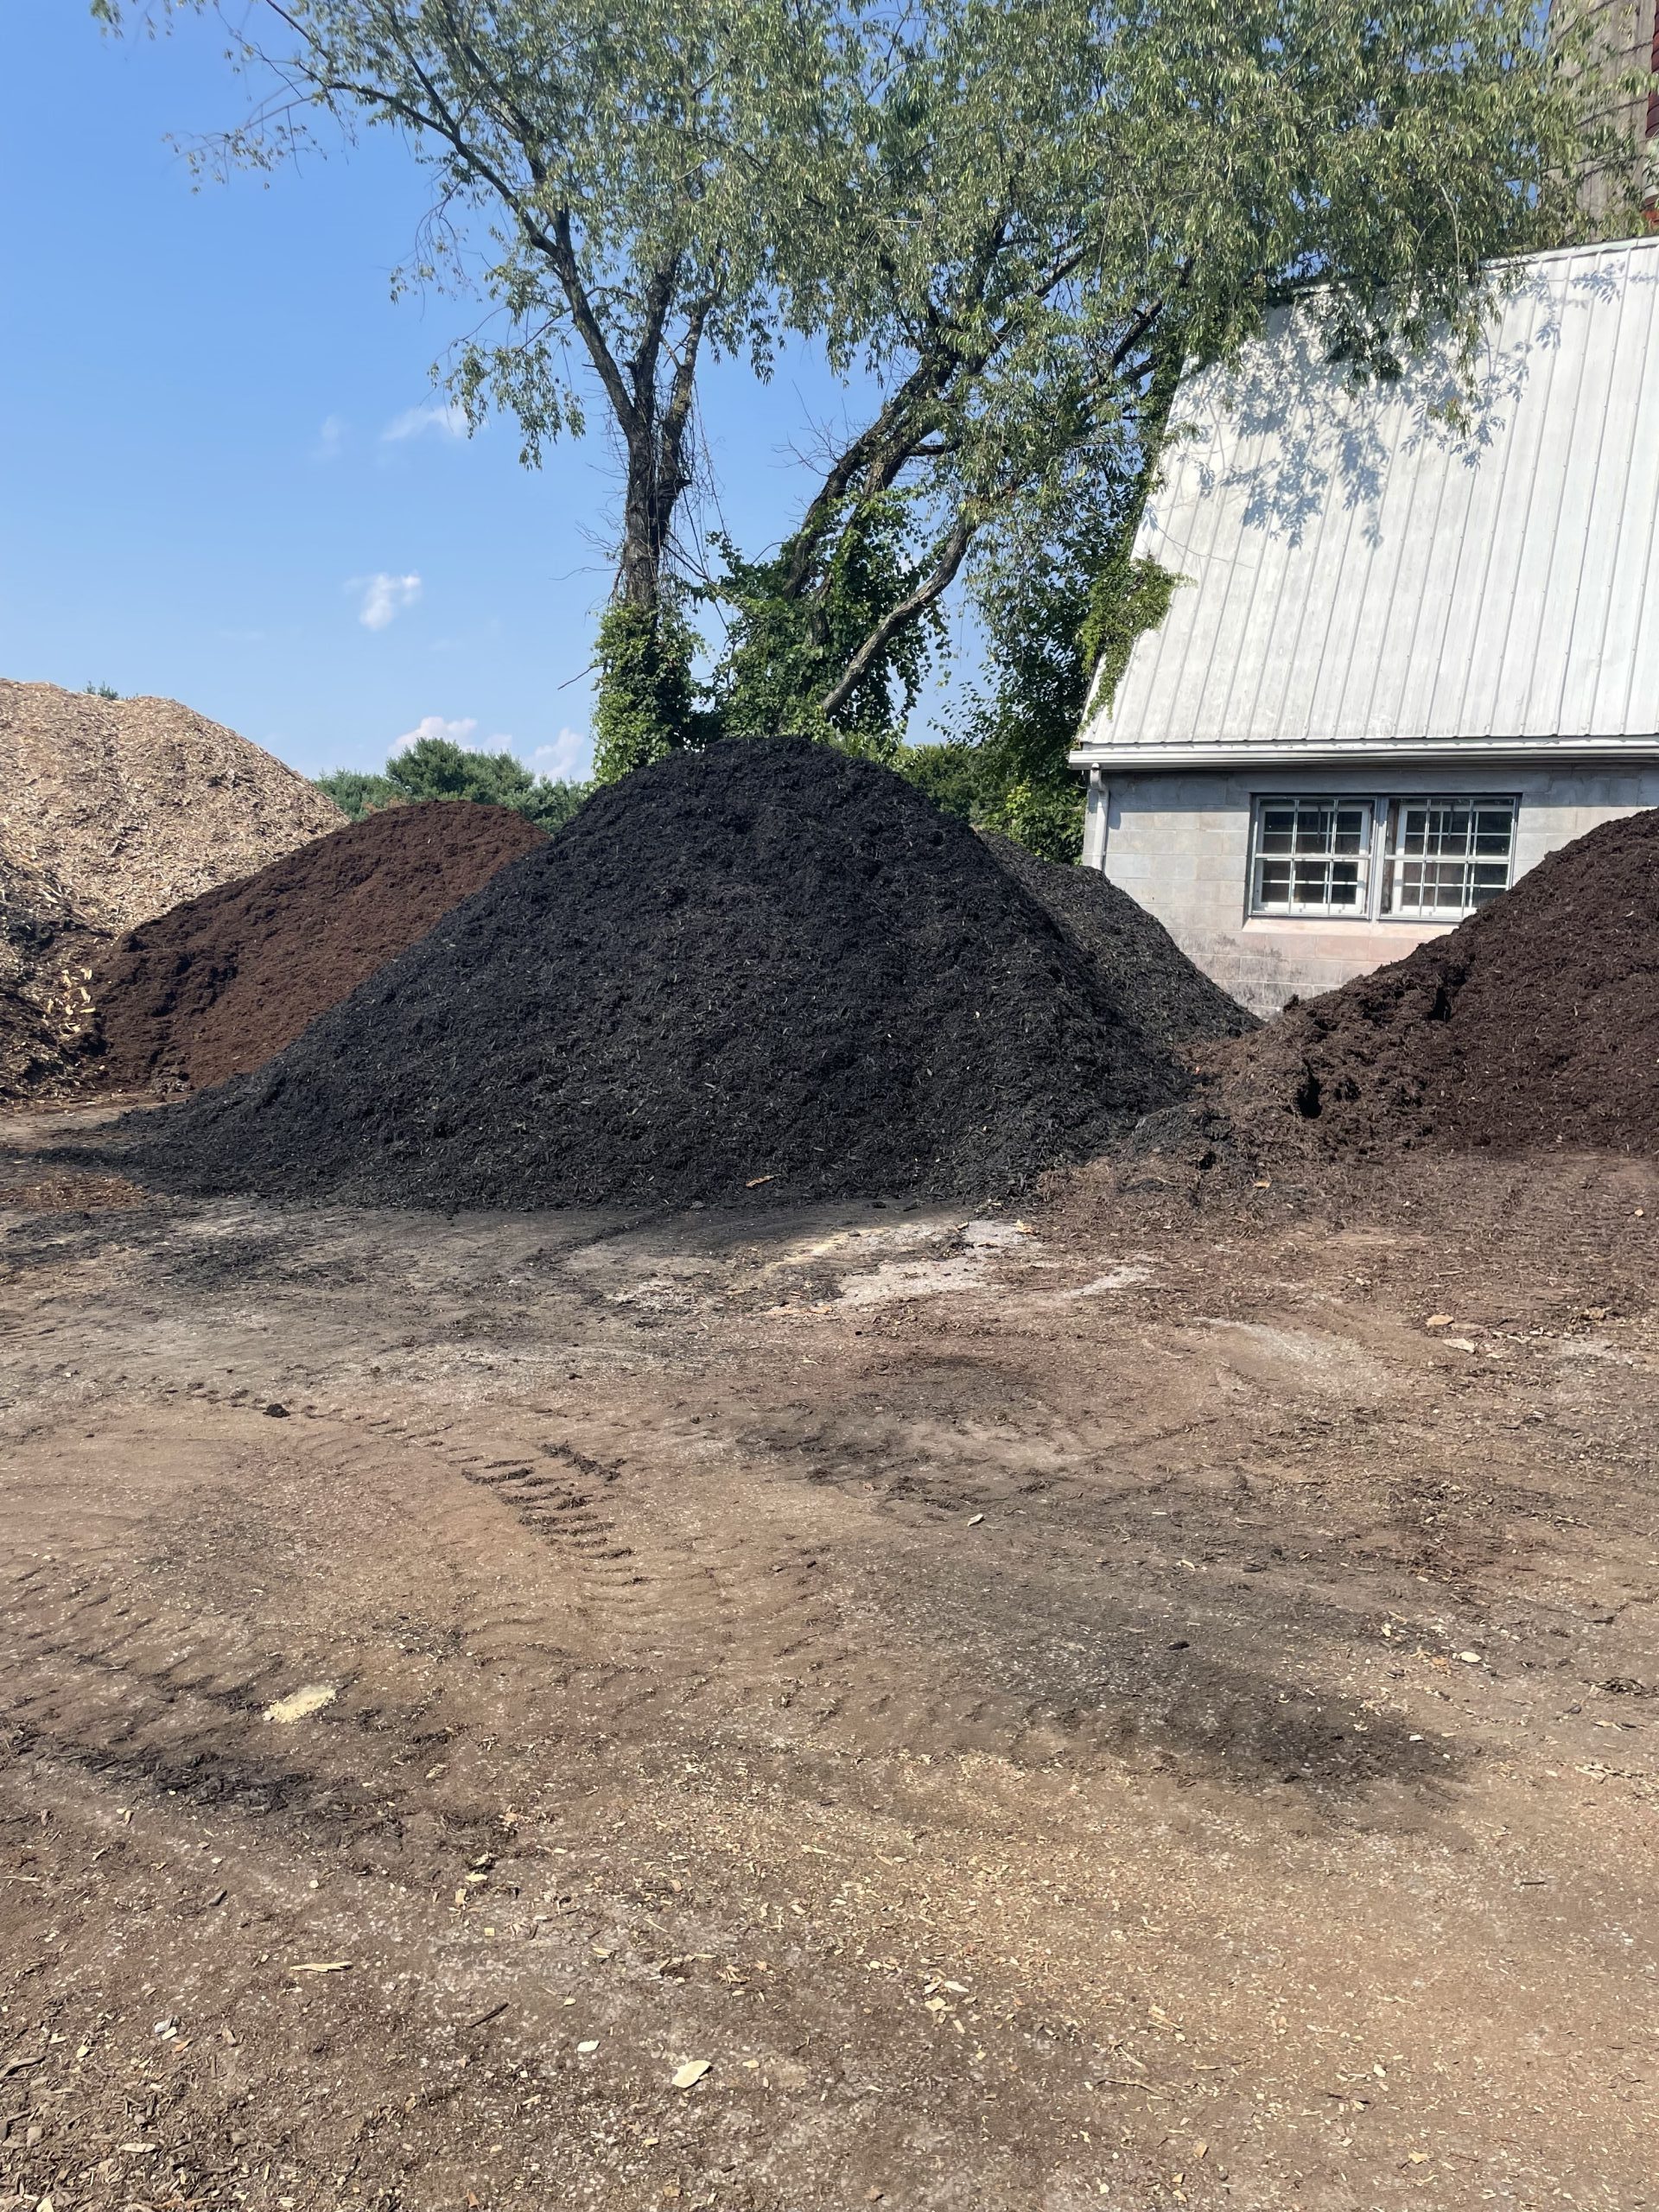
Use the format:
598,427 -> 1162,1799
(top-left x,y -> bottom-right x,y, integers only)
105,741 -> 1198,1211
981,832 -> 1256,1049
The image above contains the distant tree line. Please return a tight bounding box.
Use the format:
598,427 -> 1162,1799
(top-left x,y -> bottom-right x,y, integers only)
316,736 -> 590,833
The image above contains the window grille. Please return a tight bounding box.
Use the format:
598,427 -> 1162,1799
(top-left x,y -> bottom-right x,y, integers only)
1381,798 -> 1516,918
1248,798 -> 1372,917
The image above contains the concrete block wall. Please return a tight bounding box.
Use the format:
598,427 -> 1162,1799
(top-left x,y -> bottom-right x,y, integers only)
1088,764 -> 1659,1014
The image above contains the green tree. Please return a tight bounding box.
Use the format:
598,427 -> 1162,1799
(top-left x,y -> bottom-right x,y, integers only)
893,486 -> 1124,863
103,0 -> 1632,777
315,766 -> 398,819
317,736 -> 590,830
716,0 -> 1633,742
590,596 -> 713,784
710,494 -> 940,762
899,347 -> 1185,861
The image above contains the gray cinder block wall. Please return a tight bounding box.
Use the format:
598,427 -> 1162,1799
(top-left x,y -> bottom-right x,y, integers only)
1086,767 -> 1659,1014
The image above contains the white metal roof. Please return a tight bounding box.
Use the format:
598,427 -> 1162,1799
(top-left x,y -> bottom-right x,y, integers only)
1074,235 -> 1659,766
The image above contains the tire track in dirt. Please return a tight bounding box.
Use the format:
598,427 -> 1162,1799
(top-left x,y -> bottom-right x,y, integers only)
300,1395 -> 1000,1772
370,1392 -> 1330,1785
330,1401 -> 849,1745
0,1565 -> 404,1850
0,1416 -> 533,1873
313,1405 -> 740,1692
3,1377 -> 1440,1836
705,1383 -> 1484,1792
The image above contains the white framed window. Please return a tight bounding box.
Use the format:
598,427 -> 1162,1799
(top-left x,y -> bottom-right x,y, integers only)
1248,797 -> 1372,917
1380,797 -> 1516,919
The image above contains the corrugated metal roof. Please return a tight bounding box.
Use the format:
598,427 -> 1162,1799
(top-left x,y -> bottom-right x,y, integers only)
1076,236 -> 1659,763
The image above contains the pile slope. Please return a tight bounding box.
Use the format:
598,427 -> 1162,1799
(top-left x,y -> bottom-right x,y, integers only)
0,681 -> 344,933
982,832 -> 1256,1048
91,801 -> 549,1095
116,741 -> 1188,1211
1213,807 -> 1659,1156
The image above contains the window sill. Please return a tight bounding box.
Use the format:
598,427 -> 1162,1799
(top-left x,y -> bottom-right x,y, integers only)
1243,912 -> 1466,931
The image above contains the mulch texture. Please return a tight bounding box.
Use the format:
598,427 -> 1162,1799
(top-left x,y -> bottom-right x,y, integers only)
110,741 -> 1194,1211
1,853 -> 105,1102
982,833 -> 1255,1048
1211,806 -> 1659,1156
0,680 -> 344,934
89,801 -> 548,1094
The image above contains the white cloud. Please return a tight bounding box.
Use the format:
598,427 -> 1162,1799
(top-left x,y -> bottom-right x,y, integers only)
353,572 -> 423,630
391,714 -> 479,756
386,714 -> 585,772
313,413 -> 346,461
381,401 -> 468,443
530,726 -> 593,782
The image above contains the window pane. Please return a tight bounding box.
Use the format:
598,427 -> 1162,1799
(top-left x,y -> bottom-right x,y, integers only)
1257,860 -> 1293,904
1383,797 -> 1514,918
1251,798 -> 1374,916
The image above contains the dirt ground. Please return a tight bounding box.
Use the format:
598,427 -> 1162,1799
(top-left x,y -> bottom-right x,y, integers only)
3,1108 -> 1656,2212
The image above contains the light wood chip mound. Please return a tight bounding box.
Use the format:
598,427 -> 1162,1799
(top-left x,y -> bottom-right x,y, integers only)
0,679 -> 345,933
0,681 -> 345,1100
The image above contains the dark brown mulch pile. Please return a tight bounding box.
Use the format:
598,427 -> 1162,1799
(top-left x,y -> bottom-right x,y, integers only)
105,741 -> 1193,1212
87,802 -> 548,1094
1211,807 -> 1659,1157
982,833 -> 1256,1048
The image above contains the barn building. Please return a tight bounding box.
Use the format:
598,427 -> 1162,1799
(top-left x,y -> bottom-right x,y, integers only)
1071,233 -> 1659,1014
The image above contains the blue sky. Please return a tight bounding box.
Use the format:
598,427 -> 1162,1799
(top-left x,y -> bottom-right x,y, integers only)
2,2 -> 958,784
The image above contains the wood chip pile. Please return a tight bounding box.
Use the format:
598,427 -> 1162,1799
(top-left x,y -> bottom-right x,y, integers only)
0,681 -> 345,1101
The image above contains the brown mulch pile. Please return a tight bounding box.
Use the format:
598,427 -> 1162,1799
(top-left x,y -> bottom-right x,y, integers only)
88,801 -> 549,1094
1210,806 -> 1659,1158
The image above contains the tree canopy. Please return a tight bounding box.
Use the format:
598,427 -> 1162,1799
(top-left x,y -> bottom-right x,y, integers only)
96,0 -> 867,617
693,0 -> 1631,760
103,0 -> 1636,849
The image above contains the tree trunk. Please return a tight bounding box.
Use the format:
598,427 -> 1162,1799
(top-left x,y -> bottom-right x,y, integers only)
619,444 -> 664,610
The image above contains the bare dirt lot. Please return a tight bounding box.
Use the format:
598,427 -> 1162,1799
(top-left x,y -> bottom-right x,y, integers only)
3,1109 -> 1656,2211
